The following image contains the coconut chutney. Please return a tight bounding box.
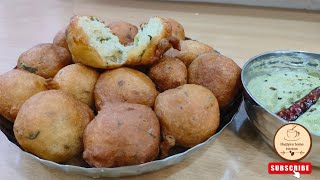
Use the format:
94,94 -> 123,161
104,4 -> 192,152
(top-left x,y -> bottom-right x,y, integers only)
247,71 -> 320,135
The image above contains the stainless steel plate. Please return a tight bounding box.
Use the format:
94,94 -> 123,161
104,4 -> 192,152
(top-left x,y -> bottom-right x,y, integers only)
0,94 -> 242,178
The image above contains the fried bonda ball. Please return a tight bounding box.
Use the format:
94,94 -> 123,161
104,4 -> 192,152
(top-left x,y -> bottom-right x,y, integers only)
164,40 -> 214,67
148,56 -> 187,92
67,16 -> 179,69
125,16 -> 180,66
66,15 -> 125,69
83,102 -> 160,168
108,21 -> 138,46
167,18 -> 185,40
53,27 -> 69,50
17,43 -> 72,78
94,67 -> 158,110
13,90 -> 94,163
47,64 -> 99,108
154,84 -> 220,158
0,69 -> 47,122
188,53 -> 241,108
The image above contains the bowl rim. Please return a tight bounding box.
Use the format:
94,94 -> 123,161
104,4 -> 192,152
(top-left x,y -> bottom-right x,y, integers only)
241,49 -> 320,137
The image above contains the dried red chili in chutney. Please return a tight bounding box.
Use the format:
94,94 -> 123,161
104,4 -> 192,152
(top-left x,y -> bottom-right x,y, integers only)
277,86 -> 320,121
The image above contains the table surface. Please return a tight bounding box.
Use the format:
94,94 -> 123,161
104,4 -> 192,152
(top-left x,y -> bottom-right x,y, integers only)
1,0 -> 320,179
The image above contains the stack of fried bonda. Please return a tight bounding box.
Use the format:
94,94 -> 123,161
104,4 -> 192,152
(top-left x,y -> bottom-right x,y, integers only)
0,16 -> 241,168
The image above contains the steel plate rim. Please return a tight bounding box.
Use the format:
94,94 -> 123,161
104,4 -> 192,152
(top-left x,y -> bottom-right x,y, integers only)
18,98 -> 242,177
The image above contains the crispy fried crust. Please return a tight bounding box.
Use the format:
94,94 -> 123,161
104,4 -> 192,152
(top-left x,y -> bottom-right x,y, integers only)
94,67 -> 158,110
164,40 -> 214,67
67,16 -> 180,68
83,102 -> 160,168
66,16 -> 112,69
47,64 -> 100,108
53,27 -> 69,50
188,53 -> 241,108
0,69 -> 47,122
155,84 -> 220,153
126,17 -> 177,66
148,56 -> 187,92
108,21 -> 138,46
167,18 -> 185,40
17,43 -> 72,79
13,90 -> 94,163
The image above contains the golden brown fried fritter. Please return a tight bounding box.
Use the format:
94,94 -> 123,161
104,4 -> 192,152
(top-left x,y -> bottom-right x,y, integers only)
83,102 -> 160,168
17,43 -> 72,78
108,21 -> 138,46
66,16 -> 179,69
167,18 -> 185,40
94,67 -> 158,110
47,64 -> 99,108
164,40 -> 214,67
0,69 -> 47,122
154,84 -> 220,158
125,17 -> 180,66
13,90 -> 94,163
188,53 -> 241,108
53,27 -> 69,50
148,56 -> 187,92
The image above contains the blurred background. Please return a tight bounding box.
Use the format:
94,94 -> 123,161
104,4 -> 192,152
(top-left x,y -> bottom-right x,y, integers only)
169,0 -> 320,10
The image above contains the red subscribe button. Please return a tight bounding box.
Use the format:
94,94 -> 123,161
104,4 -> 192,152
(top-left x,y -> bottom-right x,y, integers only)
268,162 -> 312,174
